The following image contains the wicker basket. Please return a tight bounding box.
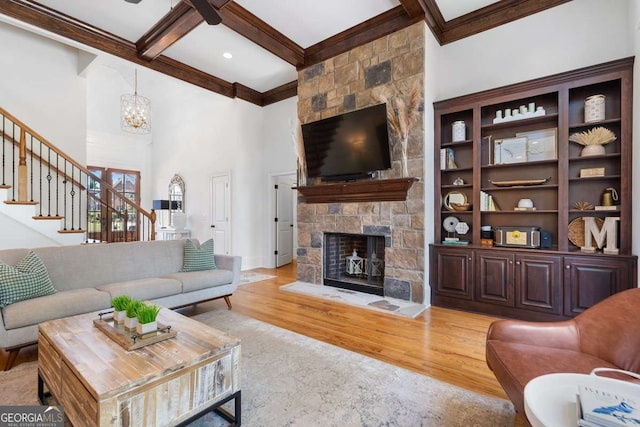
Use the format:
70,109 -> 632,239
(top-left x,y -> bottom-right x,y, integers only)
568,217 -> 604,248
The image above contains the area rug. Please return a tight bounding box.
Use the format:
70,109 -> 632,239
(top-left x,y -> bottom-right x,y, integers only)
0,310 -> 514,426
281,281 -> 427,318
239,271 -> 276,285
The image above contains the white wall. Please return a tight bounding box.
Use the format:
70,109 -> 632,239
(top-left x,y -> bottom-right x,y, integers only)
260,97 -> 298,267
423,22 -> 440,305
148,74 -> 271,269
429,0 -> 632,101
0,22 -> 87,164
86,63 -> 154,222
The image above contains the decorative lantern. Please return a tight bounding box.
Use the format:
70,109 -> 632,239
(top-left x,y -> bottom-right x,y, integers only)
346,250 -> 363,275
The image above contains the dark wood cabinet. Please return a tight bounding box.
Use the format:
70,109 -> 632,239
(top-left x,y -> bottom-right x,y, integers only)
431,244 -> 635,321
514,253 -> 562,315
431,58 -> 637,321
563,255 -> 635,317
432,246 -> 473,300
475,250 -> 513,306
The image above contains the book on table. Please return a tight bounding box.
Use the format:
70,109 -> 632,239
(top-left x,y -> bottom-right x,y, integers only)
577,383 -> 640,427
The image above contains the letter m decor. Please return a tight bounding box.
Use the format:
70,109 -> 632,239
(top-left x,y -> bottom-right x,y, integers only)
581,216 -> 620,254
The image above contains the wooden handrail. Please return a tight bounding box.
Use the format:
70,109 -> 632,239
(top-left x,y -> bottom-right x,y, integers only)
1,106 -> 156,241
1,107 -> 153,218
1,129 -> 86,190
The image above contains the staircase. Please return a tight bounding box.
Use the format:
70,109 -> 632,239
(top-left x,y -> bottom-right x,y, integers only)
0,107 -> 157,248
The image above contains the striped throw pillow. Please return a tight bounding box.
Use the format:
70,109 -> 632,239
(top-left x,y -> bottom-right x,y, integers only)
182,239 -> 217,272
0,251 -> 56,308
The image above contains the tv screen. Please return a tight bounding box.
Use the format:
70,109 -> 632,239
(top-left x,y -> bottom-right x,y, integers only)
302,104 -> 391,180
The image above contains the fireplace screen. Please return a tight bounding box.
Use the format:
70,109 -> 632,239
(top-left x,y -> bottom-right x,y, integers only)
323,233 -> 385,295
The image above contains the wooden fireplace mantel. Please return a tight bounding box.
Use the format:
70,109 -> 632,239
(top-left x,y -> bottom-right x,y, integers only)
295,177 -> 418,204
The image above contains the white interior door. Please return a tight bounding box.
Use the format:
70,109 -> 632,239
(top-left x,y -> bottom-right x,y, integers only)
275,175 -> 295,267
210,174 -> 230,255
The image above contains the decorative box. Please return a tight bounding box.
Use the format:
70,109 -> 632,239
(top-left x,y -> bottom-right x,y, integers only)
494,226 -> 541,248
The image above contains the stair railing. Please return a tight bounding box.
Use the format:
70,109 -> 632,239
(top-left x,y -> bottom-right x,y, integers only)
1,107 -> 157,242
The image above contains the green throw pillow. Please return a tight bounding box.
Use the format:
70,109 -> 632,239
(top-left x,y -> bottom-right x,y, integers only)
0,251 -> 56,308
182,239 -> 217,272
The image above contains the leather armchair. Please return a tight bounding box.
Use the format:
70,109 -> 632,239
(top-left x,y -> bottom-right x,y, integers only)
486,288 -> 640,421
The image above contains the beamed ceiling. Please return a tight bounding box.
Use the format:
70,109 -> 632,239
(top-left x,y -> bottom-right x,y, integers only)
0,0 -> 571,107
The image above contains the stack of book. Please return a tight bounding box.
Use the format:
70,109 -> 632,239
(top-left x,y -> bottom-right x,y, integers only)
480,191 -> 499,211
576,383 -> 640,427
439,148 -> 457,170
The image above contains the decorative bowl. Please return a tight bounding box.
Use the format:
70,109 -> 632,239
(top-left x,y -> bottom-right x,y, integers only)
450,202 -> 472,211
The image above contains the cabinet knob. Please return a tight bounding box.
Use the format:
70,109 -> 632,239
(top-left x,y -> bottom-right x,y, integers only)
515,261 -> 521,265
509,260 -> 513,264
566,265 -> 571,269
468,257 -> 472,261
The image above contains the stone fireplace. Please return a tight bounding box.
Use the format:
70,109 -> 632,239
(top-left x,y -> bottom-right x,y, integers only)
324,232 -> 386,295
296,22 -> 425,304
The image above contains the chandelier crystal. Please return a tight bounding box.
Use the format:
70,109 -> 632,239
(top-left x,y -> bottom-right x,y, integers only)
120,69 -> 151,134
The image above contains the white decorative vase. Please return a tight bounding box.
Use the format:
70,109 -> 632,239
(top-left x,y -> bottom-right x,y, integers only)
580,144 -> 606,157
172,212 -> 186,230
136,321 -> 157,336
124,316 -> 138,330
113,310 -> 127,324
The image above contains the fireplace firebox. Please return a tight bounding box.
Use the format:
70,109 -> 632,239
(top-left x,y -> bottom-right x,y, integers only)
323,233 -> 386,296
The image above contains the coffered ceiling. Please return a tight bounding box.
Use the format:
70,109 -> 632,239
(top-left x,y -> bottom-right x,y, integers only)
0,0 -> 570,106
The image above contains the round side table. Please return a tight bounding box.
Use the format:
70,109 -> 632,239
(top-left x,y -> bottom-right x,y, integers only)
524,372 -> 640,427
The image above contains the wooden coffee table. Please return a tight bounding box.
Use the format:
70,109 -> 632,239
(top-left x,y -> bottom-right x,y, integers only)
37,308 -> 241,426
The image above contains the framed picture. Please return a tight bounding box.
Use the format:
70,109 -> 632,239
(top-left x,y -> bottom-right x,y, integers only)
517,128 -> 557,161
495,137 -> 528,164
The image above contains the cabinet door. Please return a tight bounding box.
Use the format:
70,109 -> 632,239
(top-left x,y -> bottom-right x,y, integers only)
563,256 -> 632,317
475,250 -> 514,306
515,254 -> 562,314
433,247 -> 473,300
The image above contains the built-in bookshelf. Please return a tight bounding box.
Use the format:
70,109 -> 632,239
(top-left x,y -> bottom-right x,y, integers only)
430,57 -> 637,321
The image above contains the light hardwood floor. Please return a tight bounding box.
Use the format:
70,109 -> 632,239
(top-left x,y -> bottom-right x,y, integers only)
2,261 -> 525,425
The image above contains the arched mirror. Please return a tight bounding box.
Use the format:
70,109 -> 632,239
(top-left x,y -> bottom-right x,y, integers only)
168,174 -> 185,228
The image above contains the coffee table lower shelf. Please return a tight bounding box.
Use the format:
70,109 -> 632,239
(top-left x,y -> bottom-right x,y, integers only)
38,375 -> 241,426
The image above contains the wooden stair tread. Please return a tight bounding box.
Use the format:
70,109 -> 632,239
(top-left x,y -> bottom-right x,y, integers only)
4,200 -> 38,205
33,215 -> 64,220
58,229 -> 85,234
0,184 -> 10,189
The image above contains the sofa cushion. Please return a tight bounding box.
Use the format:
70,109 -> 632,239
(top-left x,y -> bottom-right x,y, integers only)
0,251 -> 56,308
2,288 -> 111,330
164,269 -> 234,293
96,277 -> 182,301
182,239 -> 216,272
486,340 -> 619,414
32,240 -> 187,291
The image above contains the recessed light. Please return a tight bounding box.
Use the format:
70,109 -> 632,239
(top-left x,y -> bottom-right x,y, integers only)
223,52 -> 233,59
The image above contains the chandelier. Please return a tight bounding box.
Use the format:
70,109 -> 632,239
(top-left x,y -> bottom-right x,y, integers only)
120,69 -> 151,134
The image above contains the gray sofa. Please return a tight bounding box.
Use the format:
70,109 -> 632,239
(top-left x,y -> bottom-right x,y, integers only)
0,239 -> 241,370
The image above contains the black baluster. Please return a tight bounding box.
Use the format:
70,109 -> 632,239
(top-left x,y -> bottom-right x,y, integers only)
38,138 -> 43,217
11,123 -> 16,201
29,135 -> 34,202
69,165 -> 75,230
46,149 -> 52,217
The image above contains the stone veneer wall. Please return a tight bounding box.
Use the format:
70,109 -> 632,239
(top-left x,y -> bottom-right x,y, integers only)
296,23 -> 425,303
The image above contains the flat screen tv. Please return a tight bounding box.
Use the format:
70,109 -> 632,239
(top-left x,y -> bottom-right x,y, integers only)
302,103 -> 391,181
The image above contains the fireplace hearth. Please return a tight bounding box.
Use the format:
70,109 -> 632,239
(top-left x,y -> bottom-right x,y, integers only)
324,233 -> 386,296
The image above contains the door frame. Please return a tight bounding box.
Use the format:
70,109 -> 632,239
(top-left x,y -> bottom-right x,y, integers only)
209,171 -> 231,255
268,171 -> 297,268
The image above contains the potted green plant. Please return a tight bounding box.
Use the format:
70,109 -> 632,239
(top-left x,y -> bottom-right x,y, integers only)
123,300 -> 143,331
111,295 -> 132,324
136,304 -> 161,335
